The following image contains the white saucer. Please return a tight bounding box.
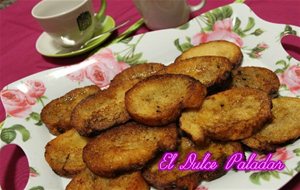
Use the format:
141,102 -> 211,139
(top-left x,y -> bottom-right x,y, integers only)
35,16 -> 115,58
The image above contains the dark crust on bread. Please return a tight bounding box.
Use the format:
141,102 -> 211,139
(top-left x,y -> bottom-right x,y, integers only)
241,137 -> 278,152
159,56 -> 233,91
231,66 -> 280,97
83,122 -> 178,178
71,85 -> 129,136
175,40 -> 243,69
41,85 -> 100,135
125,74 -> 207,126
242,97 -> 300,151
180,88 -> 272,143
44,129 -> 89,177
71,63 -> 165,136
66,169 -> 149,190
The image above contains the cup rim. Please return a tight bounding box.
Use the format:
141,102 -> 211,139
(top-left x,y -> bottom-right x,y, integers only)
31,0 -> 89,20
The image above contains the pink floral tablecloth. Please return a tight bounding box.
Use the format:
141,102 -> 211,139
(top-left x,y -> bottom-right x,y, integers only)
0,0 -> 299,189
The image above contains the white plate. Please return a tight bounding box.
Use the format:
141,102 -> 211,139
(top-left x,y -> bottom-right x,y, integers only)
1,2 -> 300,190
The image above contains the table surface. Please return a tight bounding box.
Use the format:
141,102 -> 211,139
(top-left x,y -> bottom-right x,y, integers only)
0,0 -> 300,189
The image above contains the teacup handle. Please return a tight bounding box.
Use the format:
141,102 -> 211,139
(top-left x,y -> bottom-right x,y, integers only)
95,0 -> 107,22
189,0 -> 206,12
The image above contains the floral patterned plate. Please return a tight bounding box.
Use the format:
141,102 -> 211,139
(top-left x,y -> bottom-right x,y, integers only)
1,2 -> 299,190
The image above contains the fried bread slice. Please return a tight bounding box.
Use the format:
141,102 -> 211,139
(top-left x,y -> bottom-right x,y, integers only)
71,85 -> 129,136
41,85 -> 100,135
142,138 -> 243,190
231,66 -> 280,97
45,129 -> 89,177
110,62 -> 165,86
180,88 -> 272,144
125,74 -> 207,126
158,56 -> 232,92
71,63 -> 165,136
242,97 -> 300,151
241,137 -> 278,152
66,169 -> 149,190
83,122 -> 178,178
175,40 -> 243,68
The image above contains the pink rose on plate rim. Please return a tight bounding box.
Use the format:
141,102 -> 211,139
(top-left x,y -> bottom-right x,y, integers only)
23,80 -> 46,104
0,89 -> 32,118
256,147 -> 293,162
24,80 -> 46,98
278,65 -> 300,95
192,18 -> 243,47
66,69 -> 85,82
66,48 -> 130,87
85,63 -> 111,87
89,48 -> 130,79
0,80 -> 46,118
272,147 -> 293,162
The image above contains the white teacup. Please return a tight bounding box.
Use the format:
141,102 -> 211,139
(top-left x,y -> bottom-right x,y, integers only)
32,0 -> 106,47
133,0 -> 206,30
